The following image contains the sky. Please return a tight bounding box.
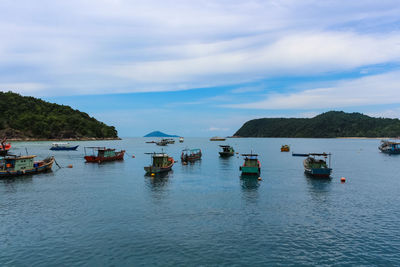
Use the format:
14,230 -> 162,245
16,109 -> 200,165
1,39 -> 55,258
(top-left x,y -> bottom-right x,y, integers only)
1,0 -> 400,137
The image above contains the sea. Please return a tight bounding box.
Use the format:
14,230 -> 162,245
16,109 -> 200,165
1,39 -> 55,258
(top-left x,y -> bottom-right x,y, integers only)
1,138 -> 399,266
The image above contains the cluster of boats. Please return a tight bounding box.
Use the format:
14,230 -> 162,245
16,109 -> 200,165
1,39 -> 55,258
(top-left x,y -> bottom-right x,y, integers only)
1,138 -> 399,179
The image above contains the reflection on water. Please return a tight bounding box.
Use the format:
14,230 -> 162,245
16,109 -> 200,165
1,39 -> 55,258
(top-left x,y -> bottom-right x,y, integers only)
240,175 -> 260,203
145,171 -> 171,190
218,157 -> 233,171
305,174 -> 332,201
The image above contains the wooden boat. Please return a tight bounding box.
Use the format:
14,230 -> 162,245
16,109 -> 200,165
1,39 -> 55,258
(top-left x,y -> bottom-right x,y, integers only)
219,145 -> 234,157
50,142 -> 79,151
0,138 -> 11,156
181,148 -> 202,162
239,153 -> 261,176
163,138 -> 175,144
293,153 -> 332,177
156,139 -> 168,146
144,152 -> 174,174
0,155 -> 54,177
281,145 -> 290,152
179,137 -> 184,143
210,136 -> 226,141
84,147 -> 125,163
379,140 -> 400,154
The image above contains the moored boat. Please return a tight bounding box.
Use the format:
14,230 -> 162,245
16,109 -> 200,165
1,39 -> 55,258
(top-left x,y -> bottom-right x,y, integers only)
50,142 -> 79,151
281,145 -> 290,152
219,145 -> 234,157
179,137 -> 184,143
239,153 -> 261,176
293,153 -> 332,177
156,139 -> 168,146
379,140 -> 400,154
181,148 -> 202,163
0,155 -> 54,177
144,152 -> 174,175
210,136 -> 226,141
84,147 -> 125,163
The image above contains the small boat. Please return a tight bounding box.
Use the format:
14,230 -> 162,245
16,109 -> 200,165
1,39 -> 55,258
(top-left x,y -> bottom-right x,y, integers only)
219,145 -> 234,157
281,145 -> 290,152
163,138 -> 175,144
156,139 -> 168,146
0,138 -> 11,156
0,155 -> 54,177
239,153 -> 261,176
145,141 -> 156,144
50,142 -> 79,151
84,147 -> 125,163
144,152 -> 174,175
210,136 -> 226,141
293,153 -> 332,177
379,140 -> 400,154
181,148 -> 202,163
179,137 -> 184,143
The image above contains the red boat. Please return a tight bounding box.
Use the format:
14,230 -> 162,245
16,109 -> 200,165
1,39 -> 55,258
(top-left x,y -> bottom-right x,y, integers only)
84,147 -> 125,163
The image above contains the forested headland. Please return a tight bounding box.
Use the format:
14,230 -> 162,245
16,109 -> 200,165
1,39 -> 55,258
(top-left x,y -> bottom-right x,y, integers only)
234,111 -> 400,138
0,91 -> 118,140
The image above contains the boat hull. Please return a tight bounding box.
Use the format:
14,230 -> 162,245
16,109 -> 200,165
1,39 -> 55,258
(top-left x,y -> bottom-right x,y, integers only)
240,166 -> 260,175
0,157 -> 54,178
85,151 -> 125,163
144,165 -> 172,174
304,167 -> 332,177
50,145 -> 79,151
219,152 -> 234,157
181,152 -> 202,162
379,148 -> 400,154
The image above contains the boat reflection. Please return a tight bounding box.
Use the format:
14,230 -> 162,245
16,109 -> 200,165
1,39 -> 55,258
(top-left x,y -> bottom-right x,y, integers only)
145,171 -> 172,190
240,175 -> 260,190
305,173 -> 332,202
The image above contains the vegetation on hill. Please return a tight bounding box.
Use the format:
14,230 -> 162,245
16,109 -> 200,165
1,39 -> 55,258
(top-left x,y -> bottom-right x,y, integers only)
0,91 -> 118,139
234,111 -> 400,138
144,131 -> 179,137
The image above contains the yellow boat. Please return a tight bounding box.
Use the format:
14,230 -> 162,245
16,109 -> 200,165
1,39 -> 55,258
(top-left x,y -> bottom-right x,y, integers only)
281,145 -> 290,152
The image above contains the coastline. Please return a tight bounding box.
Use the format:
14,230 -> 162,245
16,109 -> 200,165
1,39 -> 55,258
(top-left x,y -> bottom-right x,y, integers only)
7,137 -> 122,142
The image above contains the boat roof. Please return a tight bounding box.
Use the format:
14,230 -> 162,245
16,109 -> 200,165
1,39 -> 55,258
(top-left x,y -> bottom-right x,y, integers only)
219,145 -> 231,148
182,148 -> 200,152
145,152 -> 169,157
52,142 -> 69,145
85,147 -> 115,151
241,153 -> 258,157
4,155 -> 36,160
309,153 -> 331,156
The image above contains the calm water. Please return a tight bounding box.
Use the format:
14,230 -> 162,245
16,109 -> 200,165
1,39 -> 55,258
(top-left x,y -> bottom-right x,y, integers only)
1,138 -> 400,266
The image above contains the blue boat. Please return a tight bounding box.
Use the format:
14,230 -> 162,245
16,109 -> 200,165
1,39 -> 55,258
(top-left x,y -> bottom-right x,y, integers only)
50,143 -> 79,151
293,153 -> 332,178
379,140 -> 400,154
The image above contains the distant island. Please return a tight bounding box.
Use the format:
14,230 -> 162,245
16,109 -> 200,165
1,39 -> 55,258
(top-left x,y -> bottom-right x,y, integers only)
234,111 -> 400,138
0,91 -> 119,140
144,131 -> 179,137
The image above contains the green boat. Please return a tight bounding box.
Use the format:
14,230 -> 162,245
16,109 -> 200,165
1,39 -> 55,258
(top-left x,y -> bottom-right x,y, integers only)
219,145 -> 235,157
0,155 -> 54,178
144,152 -> 174,175
239,153 -> 261,176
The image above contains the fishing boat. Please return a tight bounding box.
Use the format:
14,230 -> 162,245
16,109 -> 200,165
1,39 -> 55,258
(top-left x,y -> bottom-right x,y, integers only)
219,145 -> 235,157
163,138 -> 175,144
0,155 -> 54,177
0,138 -> 11,156
179,137 -> 184,143
181,148 -> 202,163
281,145 -> 290,152
156,139 -> 168,146
84,147 -> 125,163
293,153 -> 332,177
50,142 -> 79,151
144,152 -> 174,175
239,153 -> 261,176
145,141 -> 156,144
210,136 -> 226,141
378,140 -> 400,154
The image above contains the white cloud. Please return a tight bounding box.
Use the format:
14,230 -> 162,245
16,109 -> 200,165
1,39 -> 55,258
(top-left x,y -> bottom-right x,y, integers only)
227,70 -> 400,110
1,1 -> 400,96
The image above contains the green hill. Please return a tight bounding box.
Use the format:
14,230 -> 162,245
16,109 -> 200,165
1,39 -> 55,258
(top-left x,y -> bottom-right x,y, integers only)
0,91 -> 118,140
144,131 -> 179,137
234,111 -> 400,138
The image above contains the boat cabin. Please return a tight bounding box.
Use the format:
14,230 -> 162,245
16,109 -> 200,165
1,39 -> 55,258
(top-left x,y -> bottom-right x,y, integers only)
152,153 -> 170,167
85,147 -> 116,157
242,154 -> 259,166
0,155 -> 36,171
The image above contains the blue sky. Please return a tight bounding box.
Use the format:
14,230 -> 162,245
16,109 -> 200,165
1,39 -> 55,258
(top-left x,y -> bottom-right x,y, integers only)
1,0 -> 400,136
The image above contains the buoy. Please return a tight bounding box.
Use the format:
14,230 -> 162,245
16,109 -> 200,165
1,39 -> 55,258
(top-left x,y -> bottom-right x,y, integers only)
151,173 -> 155,177
67,164 -> 73,168
341,177 -> 346,183
258,177 -> 262,181
132,155 -> 135,158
